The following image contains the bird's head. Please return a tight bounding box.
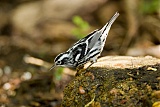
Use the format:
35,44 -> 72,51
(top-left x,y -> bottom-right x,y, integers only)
54,52 -> 70,66
49,52 -> 73,71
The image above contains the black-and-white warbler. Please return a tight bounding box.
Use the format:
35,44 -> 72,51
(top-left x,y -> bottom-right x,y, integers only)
50,12 -> 119,70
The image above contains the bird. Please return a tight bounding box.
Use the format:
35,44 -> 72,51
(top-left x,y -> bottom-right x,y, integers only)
50,12 -> 119,70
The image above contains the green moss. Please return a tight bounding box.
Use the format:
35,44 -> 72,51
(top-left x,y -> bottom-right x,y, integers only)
62,64 -> 160,107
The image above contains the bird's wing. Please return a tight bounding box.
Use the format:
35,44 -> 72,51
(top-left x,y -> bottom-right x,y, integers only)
80,12 -> 120,63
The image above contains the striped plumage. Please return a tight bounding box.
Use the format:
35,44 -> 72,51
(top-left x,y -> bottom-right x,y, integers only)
51,12 -> 119,70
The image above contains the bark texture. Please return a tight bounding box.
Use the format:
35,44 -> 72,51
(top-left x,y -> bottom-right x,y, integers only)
62,56 -> 160,107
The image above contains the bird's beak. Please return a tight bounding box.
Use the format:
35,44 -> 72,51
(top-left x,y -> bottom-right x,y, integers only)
49,65 -> 56,71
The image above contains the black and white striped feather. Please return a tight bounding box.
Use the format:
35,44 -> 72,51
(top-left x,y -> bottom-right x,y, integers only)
51,12 -> 119,69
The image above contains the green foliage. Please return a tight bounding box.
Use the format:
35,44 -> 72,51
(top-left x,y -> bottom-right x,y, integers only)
72,15 -> 90,39
140,0 -> 159,14
54,67 -> 63,80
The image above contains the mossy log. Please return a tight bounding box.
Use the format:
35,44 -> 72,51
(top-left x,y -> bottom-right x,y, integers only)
62,56 -> 160,107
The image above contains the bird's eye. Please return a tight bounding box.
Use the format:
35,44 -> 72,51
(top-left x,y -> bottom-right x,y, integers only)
57,61 -> 61,64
